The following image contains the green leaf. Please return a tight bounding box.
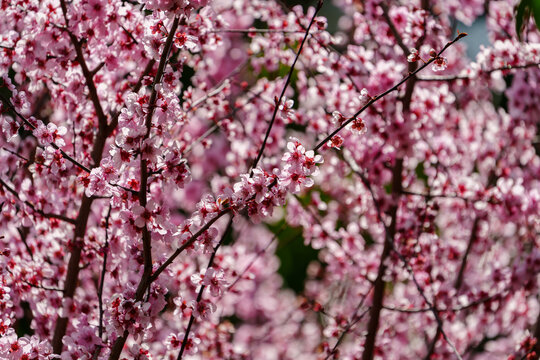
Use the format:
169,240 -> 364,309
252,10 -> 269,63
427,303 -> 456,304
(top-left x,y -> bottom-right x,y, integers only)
266,219 -> 320,294
415,162 -> 428,187
532,0 -> 540,32
361,230 -> 375,247
515,0 -> 531,41
514,0 -> 540,41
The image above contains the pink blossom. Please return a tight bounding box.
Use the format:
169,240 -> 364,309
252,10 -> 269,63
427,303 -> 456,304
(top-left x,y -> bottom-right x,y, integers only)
407,48 -> 421,63
191,267 -> 227,296
432,56 -> 448,72
0,1 -> 538,359
131,200 -> 163,230
174,32 -> 198,51
84,0 -> 107,19
190,299 -> 216,320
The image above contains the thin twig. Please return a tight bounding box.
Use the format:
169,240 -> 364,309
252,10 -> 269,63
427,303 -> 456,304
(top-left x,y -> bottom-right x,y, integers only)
417,62 -> 540,81
59,3 -> 108,130
0,95 -> 91,173
176,218 -> 233,360
98,206 -> 112,338
150,209 -> 231,283
0,177 -> 76,225
454,217 -> 479,290
207,28 -> 307,34
226,224 -> 285,292
92,205 -> 112,360
342,150 -> 386,226
325,288 -> 373,360
250,0 -> 324,173
107,15 -> 181,360
361,158 -> 403,360
394,249 -> 464,360
382,291 -> 505,313
379,3 -> 410,56
314,33 -> 467,151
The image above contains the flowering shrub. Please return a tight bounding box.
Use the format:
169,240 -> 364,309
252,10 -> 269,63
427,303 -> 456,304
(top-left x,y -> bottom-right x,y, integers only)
0,0 -> 539,359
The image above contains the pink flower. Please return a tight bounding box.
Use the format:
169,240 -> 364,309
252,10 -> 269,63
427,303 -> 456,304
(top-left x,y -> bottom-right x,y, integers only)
358,88 -> 370,105
279,98 -> 295,122
191,267 -> 227,296
350,117 -> 366,134
407,48 -> 421,62
32,122 -> 67,146
332,111 -> 346,126
279,168 -> 314,194
141,138 -> 160,163
33,123 -> 53,145
302,149 -> 323,176
327,135 -> 344,149
168,333 -> 201,355
84,0 -> 107,18
173,219 -> 194,249
432,56 -> 448,72
2,116 -> 19,142
250,168 -> 271,203
196,227 -> 219,254
282,137 -> 307,170
172,296 -> 191,318
193,195 -> 219,225
132,200 -> 157,228
190,299 -> 216,319
174,32 -> 198,51
203,268 -> 227,297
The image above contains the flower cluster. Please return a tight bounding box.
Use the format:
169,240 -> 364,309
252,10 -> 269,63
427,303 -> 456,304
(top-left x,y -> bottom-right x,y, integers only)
0,0 -> 539,359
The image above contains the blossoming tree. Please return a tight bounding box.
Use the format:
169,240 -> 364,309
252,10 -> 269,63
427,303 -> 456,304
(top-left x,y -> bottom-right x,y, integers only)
1,0 -> 539,359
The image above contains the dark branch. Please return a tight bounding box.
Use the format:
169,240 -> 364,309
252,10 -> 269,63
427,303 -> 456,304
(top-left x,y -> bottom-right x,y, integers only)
177,218 -> 233,360
250,0 -> 324,173
314,33 -> 467,152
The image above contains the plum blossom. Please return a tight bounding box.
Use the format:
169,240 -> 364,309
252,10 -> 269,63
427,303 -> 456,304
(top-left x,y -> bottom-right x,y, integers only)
1,116 -> 18,142
0,1 -> 538,359
195,227 -> 219,254
277,137 -> 323,193
33,122 -> 67,146
358,88 -> 370,105
234,168 -> 271,203
46,148 -> 67,175
190,299 -> 216,320
281,137 -> 323,175
174,32 -> 198,50
331,111 -> 347,126
278,98 -> 295,122
193,195 -> 220,225
85,165 -> 113,197
191,267 -> 227,296
279,169 -> 314,193
172,296 -> 191,318
350,117 -> 366,134
407,48 -> 421,62
326,135 -> 344,150
432,56 -> 448,72
84,0 -> 107,18
132,203 -> 152,228
167,333 -> 201,355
